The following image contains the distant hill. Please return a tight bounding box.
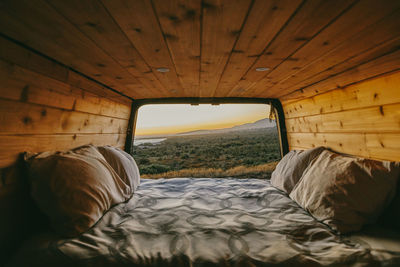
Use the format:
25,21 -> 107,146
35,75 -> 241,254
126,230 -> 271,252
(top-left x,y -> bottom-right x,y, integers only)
177,118 -> 275,136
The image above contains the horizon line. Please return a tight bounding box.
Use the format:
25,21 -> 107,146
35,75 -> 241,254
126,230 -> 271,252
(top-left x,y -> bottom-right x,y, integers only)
135,117 -> 275,138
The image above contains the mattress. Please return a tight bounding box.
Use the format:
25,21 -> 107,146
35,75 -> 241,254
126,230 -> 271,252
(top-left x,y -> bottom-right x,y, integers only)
8,178 -> 400,266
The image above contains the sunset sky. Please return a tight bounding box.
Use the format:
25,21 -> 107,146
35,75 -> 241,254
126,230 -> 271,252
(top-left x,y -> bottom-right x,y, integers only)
135,104 -> 271,137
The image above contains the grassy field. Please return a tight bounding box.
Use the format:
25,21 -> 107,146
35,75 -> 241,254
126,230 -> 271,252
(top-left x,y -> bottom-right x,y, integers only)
132,127 -> 281,179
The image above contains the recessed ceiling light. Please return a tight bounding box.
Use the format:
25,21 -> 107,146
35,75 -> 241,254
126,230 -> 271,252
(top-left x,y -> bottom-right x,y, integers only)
255,67 -> 270,72
156,67 -> 170,73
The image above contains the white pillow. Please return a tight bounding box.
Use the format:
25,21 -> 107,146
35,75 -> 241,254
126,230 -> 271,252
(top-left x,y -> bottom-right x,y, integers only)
96,146 -> 140,192
290,150 -> 400,234
25,145 -> 134,236
270,147 -> 325,194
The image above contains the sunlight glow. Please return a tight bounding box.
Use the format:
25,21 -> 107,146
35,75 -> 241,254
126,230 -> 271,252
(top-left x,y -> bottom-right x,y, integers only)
135,104 -> 271,137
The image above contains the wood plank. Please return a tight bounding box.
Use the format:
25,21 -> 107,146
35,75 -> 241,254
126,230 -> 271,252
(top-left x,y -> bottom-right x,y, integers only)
0,59 -> 131,119
0,134 -> 125,168
0,36 -> 68,83
101,0 -> 186,96
74,93 -> 131,120
152,0 -> 201,97
0,0 -> 147,98
0,36 -> 131,104
287,132 -> 400,161
251,0 -> 400,97
226,0 -> 356,97
288,146 -> 309,151
276,36 -> 400,100
213,0 -> 301,97
0,60 -> 74,110
0,99 -> 128,135
46,0 -> 168,98
282,71 -> 400,119
281,49 -> 400,101
66,71 -> 132,105
285,103 -> 400,134
267,9 -> 400,97
365,133 -> 400,162
287,132 -> 369,157
199,0 -> 251,97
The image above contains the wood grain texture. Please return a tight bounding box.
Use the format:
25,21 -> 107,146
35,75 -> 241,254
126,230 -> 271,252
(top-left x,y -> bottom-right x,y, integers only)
227,0 -> 356,97
0,36 -> 131,169
252,0 -> 400,97
152,0 -> 201,97
0,134 -> 125,168
283,71 -> 400,162
0,28 -> 131,264
0,37 -> 130,265
0,99 -> 128,135
1,0 -> 399,100
0,36 -> 131,105
287,132 -> 400,161
285,103 -> 400,134
214,0 -> 301,97
102,0 -> 186,97
46,0 -> 167,98
0,0 -> 146,98
0,60 -> 131,118
267,8 -> 400,98
282,49 -> 400,101
199,0 -> 251,97
283,71 -> 400,119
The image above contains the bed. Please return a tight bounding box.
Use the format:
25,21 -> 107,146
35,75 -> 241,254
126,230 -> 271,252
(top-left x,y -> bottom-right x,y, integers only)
8,178 -> 400,267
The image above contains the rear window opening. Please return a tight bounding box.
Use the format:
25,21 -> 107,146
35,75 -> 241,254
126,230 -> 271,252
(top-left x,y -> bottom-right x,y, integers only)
133,103 -> 281,179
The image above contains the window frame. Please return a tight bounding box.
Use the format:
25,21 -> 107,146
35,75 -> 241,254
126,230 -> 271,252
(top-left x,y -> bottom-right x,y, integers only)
124,98 -> 288,158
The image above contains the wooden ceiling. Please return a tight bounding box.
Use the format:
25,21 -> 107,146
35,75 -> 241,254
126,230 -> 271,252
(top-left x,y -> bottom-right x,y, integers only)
0,0 -> 399,101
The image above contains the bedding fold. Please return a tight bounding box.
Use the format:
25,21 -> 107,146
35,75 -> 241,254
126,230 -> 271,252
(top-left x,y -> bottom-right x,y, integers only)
9,178 -> 400,266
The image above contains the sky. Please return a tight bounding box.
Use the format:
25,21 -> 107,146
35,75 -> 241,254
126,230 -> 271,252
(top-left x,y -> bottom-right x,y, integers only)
135,104 -> 271,137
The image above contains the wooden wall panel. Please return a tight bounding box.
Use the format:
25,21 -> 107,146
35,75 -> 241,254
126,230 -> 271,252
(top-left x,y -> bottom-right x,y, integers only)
282,71 -> 400,161
0,52 -> 131,167
0,36 -> 131,105
0,35 -> 131,264
0,36 -> 132,168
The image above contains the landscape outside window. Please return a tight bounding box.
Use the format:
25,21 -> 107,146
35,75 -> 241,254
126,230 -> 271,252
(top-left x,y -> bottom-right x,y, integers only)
133,104 -> 281,179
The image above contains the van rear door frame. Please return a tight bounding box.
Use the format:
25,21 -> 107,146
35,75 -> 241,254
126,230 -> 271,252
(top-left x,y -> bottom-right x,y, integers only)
124,98 -> 289,158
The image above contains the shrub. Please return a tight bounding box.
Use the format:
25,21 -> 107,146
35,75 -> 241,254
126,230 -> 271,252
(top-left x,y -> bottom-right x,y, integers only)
140,164 -> 170,174
142,162 -> 278,179
138,158 -> 150,164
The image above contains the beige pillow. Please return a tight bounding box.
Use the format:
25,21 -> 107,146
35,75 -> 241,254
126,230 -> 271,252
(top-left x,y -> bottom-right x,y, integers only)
97,146 -> 140,193
290,150 -> 400,234
25,145 -> 133,237
270,147 -> 325,194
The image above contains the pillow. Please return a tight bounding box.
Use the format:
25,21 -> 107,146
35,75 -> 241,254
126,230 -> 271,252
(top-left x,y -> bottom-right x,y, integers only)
96,146 -> 140,192
289,150 -> 400,234
25,145 -> 134,237
270,147 -> 325,194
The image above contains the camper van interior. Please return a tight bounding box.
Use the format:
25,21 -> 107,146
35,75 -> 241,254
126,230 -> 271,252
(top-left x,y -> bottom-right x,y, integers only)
0,0 -> 400,266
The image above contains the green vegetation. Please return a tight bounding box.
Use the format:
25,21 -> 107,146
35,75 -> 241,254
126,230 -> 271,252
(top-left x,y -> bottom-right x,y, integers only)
132,128 -> 281,179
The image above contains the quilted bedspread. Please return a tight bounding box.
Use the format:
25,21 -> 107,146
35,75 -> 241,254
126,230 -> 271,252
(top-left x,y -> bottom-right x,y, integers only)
9,178 -> 400,266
